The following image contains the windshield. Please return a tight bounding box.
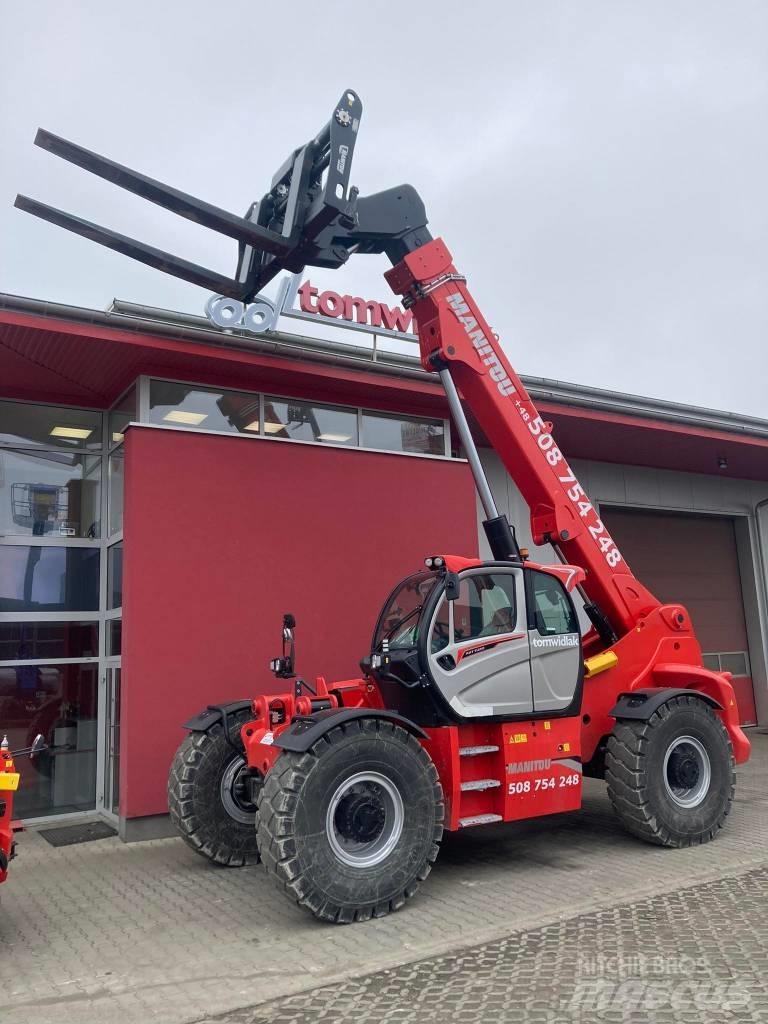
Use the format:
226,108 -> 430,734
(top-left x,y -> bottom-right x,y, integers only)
373,572 -> 439,652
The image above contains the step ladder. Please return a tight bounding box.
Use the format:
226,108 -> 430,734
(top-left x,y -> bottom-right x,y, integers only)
458,813 -> 503,828
456,740 -> 504,828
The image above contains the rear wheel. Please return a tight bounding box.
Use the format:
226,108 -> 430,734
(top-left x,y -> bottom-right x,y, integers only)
606,693 -> 735,847
257,718 -> 444,923
168,713 -> 261,867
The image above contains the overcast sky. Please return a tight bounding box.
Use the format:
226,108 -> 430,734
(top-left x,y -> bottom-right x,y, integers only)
1,1 -> 766,417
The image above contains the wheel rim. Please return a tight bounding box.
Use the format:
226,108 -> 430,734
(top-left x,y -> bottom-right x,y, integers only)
326,771 -> 405,868
220,756 -> 258,825
663,735 -> 711,808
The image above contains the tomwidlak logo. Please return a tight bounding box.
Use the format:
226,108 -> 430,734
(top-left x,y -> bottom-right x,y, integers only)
205,274 -> 416,338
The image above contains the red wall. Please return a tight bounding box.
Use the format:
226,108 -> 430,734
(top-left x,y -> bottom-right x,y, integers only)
121,426 -> 478,818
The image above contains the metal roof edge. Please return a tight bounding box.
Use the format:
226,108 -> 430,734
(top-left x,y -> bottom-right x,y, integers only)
1,291 -> 766,440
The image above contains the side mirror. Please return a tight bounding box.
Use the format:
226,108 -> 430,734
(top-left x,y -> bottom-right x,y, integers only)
271,613 -> 296,679
444,572 -> 460,601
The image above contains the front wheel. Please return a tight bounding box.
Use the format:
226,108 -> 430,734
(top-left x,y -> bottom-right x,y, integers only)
606,693 -> 735,847
168,714 -> 261,867
257,718 -> 444,923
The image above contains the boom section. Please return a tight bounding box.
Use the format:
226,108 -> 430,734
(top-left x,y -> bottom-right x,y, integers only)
385,239 -> 660,639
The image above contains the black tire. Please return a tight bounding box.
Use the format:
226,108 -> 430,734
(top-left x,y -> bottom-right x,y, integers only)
257,718 -> 444,923
606,694 -> 735,848
168,714 -> 261,867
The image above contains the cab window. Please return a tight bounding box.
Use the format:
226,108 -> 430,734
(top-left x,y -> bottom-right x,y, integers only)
453,573 -> 518,643
430,598 -> 450,653
374,571 -> 438,652
530,571 -> 578,635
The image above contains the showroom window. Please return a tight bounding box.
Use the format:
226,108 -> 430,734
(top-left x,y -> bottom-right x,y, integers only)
0,662 -> 99,817
0,400 -> 102,450
263,397 -> 358,445
361,411 -> 445,456
108,386 -> 136,446
148,378 -> 451,458
0,546 -> 100,613
149,381 -> 261,436
0,449 -> 101,539
0,399 -> 107,820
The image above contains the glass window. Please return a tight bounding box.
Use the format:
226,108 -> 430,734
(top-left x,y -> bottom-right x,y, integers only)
702,653 -> 720,672
0,546 -> 99,612
531,571 -> 578,635
108,543 -> 123,610
0,401 -> 102,450
361,412 -> 445,456
107,618 -> 122,657
373,572 -> 439,652
453,573 -> 518,642
263,398 -> 358,446
430,598 -> 450,654
109,387 -> 136,446
0,662 -> 98,818
149,381 -> 261,435
719,652 -> 748,677
108,447 -> 124,536
0,449 -> 100,538
0,622 -> 98,662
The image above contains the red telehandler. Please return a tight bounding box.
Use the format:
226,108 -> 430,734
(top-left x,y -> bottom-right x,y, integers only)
17,90 -> 751,923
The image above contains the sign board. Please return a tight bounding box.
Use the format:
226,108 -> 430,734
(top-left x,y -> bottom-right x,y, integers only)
205,274 -> 417,343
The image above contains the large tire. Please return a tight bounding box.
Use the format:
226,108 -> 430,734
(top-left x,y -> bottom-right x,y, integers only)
168,713 -> 261,867
257,718 -> 444,923
606,693 -> 735,848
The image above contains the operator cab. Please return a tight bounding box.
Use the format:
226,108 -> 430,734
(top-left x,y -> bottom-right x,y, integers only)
366,558 -> 583,726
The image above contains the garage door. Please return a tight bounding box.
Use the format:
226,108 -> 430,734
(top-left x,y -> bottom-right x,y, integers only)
601,507 -> 757,725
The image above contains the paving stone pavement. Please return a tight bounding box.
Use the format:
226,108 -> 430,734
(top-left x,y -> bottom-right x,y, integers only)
0,732 -> 765,1024
201,868 -> 768,1024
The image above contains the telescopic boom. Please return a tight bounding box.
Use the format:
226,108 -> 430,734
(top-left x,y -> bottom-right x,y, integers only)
15,88 -> 659,644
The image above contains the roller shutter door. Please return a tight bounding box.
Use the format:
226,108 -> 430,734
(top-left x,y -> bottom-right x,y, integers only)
601,507 -> 756,725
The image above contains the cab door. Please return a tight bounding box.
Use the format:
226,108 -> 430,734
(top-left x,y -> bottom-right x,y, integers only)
526,569 -> 582,712
427,568 -> 534,718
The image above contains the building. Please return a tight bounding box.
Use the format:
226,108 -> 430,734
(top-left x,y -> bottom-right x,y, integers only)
1,284 -> 766,841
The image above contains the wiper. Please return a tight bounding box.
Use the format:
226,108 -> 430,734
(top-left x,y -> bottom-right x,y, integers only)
385,605 -> 422,642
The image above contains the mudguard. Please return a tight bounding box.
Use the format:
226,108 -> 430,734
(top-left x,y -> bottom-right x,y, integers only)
609,687 -> 723,721
274,707 -> 427,753
182,700 -> 253,746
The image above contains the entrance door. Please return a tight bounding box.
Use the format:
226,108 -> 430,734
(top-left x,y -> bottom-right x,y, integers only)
526,569 -> 582,712
427,568 -> 534,717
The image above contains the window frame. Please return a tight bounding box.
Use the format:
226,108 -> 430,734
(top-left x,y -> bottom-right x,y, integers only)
450,570 -> 520,646
527,569 -> 580,637
0,447 -> 102,541
0,397 -> 104,453
145,375 -> 454,461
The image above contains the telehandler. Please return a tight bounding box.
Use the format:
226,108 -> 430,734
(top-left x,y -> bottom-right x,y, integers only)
16,90 -> 750,923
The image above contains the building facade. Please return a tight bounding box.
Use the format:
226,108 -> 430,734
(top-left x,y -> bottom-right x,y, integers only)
0,289 -> 766,839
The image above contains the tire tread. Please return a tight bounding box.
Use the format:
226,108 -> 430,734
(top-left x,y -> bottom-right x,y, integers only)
605,694 -> 735,848
257,720 -> 444,923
